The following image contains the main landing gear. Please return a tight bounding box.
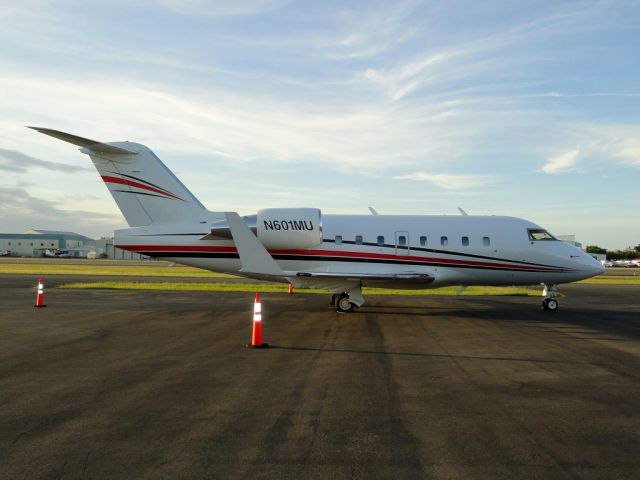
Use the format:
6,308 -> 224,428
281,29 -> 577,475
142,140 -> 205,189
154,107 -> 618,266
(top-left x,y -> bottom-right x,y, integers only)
330,287 -> 365,313
542,283 -> 559,312
334,293 -> 355,313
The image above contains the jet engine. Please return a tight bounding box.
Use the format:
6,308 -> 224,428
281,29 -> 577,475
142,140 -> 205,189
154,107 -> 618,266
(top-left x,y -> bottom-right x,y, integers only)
256,208 -> 322,249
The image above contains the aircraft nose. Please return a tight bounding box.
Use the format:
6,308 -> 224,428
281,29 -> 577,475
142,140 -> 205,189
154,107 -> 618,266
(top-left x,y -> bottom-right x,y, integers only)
581,254 -> 605,276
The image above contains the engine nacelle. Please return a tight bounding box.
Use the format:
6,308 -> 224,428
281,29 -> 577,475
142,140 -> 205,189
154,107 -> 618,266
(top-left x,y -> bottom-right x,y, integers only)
256,208 -> 322,249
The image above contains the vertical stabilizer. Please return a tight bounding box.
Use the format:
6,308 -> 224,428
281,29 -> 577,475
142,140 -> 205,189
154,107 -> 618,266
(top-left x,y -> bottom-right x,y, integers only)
29,127 -> 207,226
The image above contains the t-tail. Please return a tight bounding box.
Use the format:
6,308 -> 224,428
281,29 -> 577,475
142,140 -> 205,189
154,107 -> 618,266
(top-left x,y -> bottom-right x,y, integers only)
29,127 -> 207,226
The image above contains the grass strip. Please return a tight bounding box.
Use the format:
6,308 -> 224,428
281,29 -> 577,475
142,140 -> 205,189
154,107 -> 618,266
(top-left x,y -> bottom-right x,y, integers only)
578,276 -> 640,285
5,262 -> 638,285
58,281 -> 537,296
0,264 -> 233,278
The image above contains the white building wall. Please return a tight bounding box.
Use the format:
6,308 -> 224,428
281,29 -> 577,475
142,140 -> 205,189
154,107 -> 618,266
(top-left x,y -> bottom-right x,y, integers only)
0,238 -> 59,256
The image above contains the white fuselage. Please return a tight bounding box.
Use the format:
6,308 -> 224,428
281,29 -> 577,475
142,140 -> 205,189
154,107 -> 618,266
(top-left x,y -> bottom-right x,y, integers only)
115,214 -> 604,288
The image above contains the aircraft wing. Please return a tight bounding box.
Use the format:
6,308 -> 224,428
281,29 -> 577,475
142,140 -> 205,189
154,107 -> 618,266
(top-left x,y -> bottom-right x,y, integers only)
288,271 -> 434,290
293,271 -> 433,281
224,211 -> 285,277
224,210 -> 434,288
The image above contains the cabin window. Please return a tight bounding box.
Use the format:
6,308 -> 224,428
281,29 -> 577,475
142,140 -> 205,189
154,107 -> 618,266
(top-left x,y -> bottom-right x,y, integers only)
355,235 -> 363,245
420,236 -> 427,246
377,235 -> 384,246
398,235 -> 407,246
441,236 -> 448,246
51,243 -> 54,246
7,242 -> 11,246
527,229 -> 556,241
30,243 -> 33,246
462,236 -> 469,246
335,235 -> 342,245
483,236 -> 490,246
40,243 -> 44,246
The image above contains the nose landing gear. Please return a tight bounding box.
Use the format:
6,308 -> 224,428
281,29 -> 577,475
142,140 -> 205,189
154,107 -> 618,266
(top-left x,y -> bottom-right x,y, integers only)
542,283 -> 559,311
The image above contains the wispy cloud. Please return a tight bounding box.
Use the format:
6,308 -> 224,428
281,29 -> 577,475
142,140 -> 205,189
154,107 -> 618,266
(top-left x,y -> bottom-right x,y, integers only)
542,148 -> 580,174
326,0 -> 421,60
0,147 -> 90,173
0,186 -> 123,236
1,74 -> 482,172
152,0 -> 288,16
392,172 -> 498,189
583,125 -> 640,167
356,2 -> 614,102
543,124 -> 640,170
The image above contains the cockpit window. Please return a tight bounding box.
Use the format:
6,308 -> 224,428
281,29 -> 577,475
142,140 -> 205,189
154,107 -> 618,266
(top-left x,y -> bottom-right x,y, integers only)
528,229 -> 557,241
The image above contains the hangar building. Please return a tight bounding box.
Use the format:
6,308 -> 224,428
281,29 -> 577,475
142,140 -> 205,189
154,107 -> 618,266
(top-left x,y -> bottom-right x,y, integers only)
0,230 -> 95,257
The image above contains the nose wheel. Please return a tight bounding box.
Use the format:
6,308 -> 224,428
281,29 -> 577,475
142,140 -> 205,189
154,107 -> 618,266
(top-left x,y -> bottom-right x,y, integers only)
542,283 -> 559,312
542,298 -> 558,311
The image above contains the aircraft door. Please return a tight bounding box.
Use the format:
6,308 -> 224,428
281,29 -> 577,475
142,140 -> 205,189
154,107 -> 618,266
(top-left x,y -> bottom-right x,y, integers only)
395,231 -> 410,256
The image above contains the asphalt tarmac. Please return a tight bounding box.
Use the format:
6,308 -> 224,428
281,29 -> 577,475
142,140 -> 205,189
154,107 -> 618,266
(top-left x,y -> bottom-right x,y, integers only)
1,276 -> 639,479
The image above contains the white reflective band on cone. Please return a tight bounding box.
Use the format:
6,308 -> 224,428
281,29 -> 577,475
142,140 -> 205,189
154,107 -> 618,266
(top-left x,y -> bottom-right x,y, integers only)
38,286 -> 44,293
254,303 -> 261,314
253,314 -> 262,322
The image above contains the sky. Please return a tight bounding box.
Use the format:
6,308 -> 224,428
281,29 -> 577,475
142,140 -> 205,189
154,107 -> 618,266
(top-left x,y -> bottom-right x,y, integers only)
0,0 -> 639,250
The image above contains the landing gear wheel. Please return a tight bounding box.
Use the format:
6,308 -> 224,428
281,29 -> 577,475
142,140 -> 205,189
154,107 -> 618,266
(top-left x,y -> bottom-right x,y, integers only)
335,294 -> 354,313
542,298 -> 559,311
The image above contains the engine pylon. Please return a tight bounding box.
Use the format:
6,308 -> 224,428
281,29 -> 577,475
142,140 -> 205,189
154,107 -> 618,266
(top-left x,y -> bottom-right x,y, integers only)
246,293 -> 268,348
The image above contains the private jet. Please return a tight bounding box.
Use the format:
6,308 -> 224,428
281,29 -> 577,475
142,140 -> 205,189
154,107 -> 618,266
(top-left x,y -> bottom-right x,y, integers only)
30,127 -> 604,312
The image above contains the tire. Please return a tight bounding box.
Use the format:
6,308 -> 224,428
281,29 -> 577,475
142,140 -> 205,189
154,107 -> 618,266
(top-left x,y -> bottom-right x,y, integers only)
336,294 -> 354,313
542,298 -> 559,311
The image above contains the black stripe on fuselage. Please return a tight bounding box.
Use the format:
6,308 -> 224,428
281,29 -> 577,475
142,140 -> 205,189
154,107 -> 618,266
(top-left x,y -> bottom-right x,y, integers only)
133,251 -> 571,273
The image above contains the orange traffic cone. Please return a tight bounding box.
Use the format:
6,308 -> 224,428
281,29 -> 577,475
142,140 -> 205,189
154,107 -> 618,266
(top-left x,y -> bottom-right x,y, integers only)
288,284 -> 294,295
246,293 -> 268,348
34,278 -> 46,308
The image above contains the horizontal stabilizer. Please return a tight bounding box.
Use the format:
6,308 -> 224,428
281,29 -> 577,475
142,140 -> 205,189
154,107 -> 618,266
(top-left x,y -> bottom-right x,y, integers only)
27,127 -> 137,155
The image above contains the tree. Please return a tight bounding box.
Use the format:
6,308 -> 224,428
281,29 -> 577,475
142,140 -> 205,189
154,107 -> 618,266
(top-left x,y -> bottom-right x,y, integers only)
586,245 -> 607,254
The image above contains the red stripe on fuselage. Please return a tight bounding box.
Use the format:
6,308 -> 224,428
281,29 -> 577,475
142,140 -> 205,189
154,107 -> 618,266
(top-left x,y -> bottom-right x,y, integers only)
101,176 -> 183,201
270,248 -> 563,271
119,245 -> 237,252
116,244 -> 567,272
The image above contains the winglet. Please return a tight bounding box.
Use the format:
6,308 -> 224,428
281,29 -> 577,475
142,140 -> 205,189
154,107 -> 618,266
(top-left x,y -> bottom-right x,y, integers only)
28,126 -> 137,155
224,212 -> 285,277
368,206 -> 379,215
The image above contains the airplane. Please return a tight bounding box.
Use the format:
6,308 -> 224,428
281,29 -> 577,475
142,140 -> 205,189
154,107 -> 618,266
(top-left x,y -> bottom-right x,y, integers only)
29,127 -> 604,312
44,249 -> 70,258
